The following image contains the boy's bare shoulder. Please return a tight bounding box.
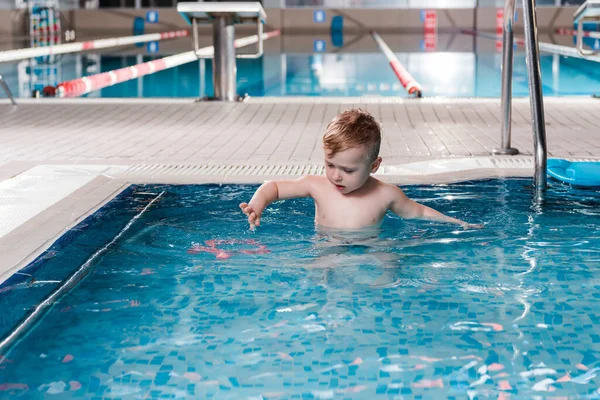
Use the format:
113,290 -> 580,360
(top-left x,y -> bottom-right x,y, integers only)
300,175 -> 328,185
295,175 -> 329,190
374,179 -> 406,200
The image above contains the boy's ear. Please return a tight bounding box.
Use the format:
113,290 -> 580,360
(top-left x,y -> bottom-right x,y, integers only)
371,157 -> 382,173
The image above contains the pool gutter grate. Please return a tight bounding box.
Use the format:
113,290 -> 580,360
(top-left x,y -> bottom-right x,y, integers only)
110,157 -> 600,184
114,164 -> 327,179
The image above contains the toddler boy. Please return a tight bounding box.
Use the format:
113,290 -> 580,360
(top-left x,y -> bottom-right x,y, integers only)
240,109 -> 481,230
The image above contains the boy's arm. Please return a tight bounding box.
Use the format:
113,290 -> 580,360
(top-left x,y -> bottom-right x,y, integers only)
388,185 -> 482,229
239,176 -> 315,228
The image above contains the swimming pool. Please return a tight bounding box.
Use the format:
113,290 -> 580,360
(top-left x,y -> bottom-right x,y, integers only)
2,33 -> 600,98
0,179 -> 599,398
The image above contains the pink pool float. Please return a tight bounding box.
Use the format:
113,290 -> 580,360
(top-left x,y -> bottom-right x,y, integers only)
187,239 -> 270,259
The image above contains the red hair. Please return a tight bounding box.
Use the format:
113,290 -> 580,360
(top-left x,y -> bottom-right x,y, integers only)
323,108 -> 382,161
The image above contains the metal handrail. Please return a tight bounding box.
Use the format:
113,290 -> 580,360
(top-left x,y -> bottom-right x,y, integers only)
499,0 -> 547,200
495,0 -> 519,156
522,0 -> 548,200
0,75 -> 17,106
576,19 -> 600,56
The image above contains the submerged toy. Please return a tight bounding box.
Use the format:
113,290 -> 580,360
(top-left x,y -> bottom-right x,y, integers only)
187,239 -> 270,259
547,159 -> 600,187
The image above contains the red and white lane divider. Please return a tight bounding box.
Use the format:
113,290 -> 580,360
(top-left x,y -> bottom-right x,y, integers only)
495,8 -> 504,52
555,28 -> 600,40
56,30 -> 280,98
371,31 -> 422,97
461,29 -> 600,63
0,30 -> 189,64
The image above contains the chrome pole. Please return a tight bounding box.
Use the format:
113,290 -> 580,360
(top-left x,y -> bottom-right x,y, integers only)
192,18 -> 200,55
199,58 -> 205,99
213,15 -> 237,101
522,0 -> 547,200
494,0 -> 519,155
136,54 -> 144,98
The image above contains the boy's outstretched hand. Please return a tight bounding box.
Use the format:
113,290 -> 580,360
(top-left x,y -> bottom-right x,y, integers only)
239,202 -> 262,229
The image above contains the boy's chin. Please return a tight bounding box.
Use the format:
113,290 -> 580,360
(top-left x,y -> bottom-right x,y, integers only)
329,182 -> 358,194
339,186 -> 356,194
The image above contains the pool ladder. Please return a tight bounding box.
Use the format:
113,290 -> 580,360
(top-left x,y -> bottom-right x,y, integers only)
497,0 -> 547,201
0,74 -> 17,106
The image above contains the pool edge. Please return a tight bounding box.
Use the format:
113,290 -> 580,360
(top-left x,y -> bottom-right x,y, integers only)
0,177 -> 130,285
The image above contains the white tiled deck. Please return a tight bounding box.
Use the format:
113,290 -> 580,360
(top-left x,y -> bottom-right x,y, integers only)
1,97 -> 599,169
0,96 -> 599,282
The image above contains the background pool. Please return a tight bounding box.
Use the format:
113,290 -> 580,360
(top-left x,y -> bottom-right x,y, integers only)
0,179 -> 599,398
2,33 -> 600,98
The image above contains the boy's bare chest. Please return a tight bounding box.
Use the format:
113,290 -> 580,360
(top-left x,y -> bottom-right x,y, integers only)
313,192 -> 388,228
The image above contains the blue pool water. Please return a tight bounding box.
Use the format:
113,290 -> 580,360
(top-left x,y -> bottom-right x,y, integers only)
2,35 -> 600,98
1,179 -> 600,398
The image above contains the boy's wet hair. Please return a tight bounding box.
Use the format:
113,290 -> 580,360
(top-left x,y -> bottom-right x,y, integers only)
323,108 -> 382,161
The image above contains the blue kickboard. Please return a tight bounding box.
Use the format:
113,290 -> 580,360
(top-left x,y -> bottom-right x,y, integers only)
547,159 -> 600,187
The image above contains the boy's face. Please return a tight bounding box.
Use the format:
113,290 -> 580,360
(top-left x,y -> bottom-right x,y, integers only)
324,145 -> 381,195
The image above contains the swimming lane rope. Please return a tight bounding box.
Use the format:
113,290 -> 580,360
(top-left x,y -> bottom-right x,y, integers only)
462,29 -> 600,63
55,29 -> 281,98
555,28 -> 600,40
0,30 -> 189,64
371,30 -> 423,98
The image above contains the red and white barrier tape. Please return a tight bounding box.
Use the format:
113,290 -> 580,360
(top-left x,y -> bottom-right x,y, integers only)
555,28 -> 600,40
371,31 -> 422,97
0,30 -> 188,64
56,30 -> 280,98
461,29 -> 600,63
